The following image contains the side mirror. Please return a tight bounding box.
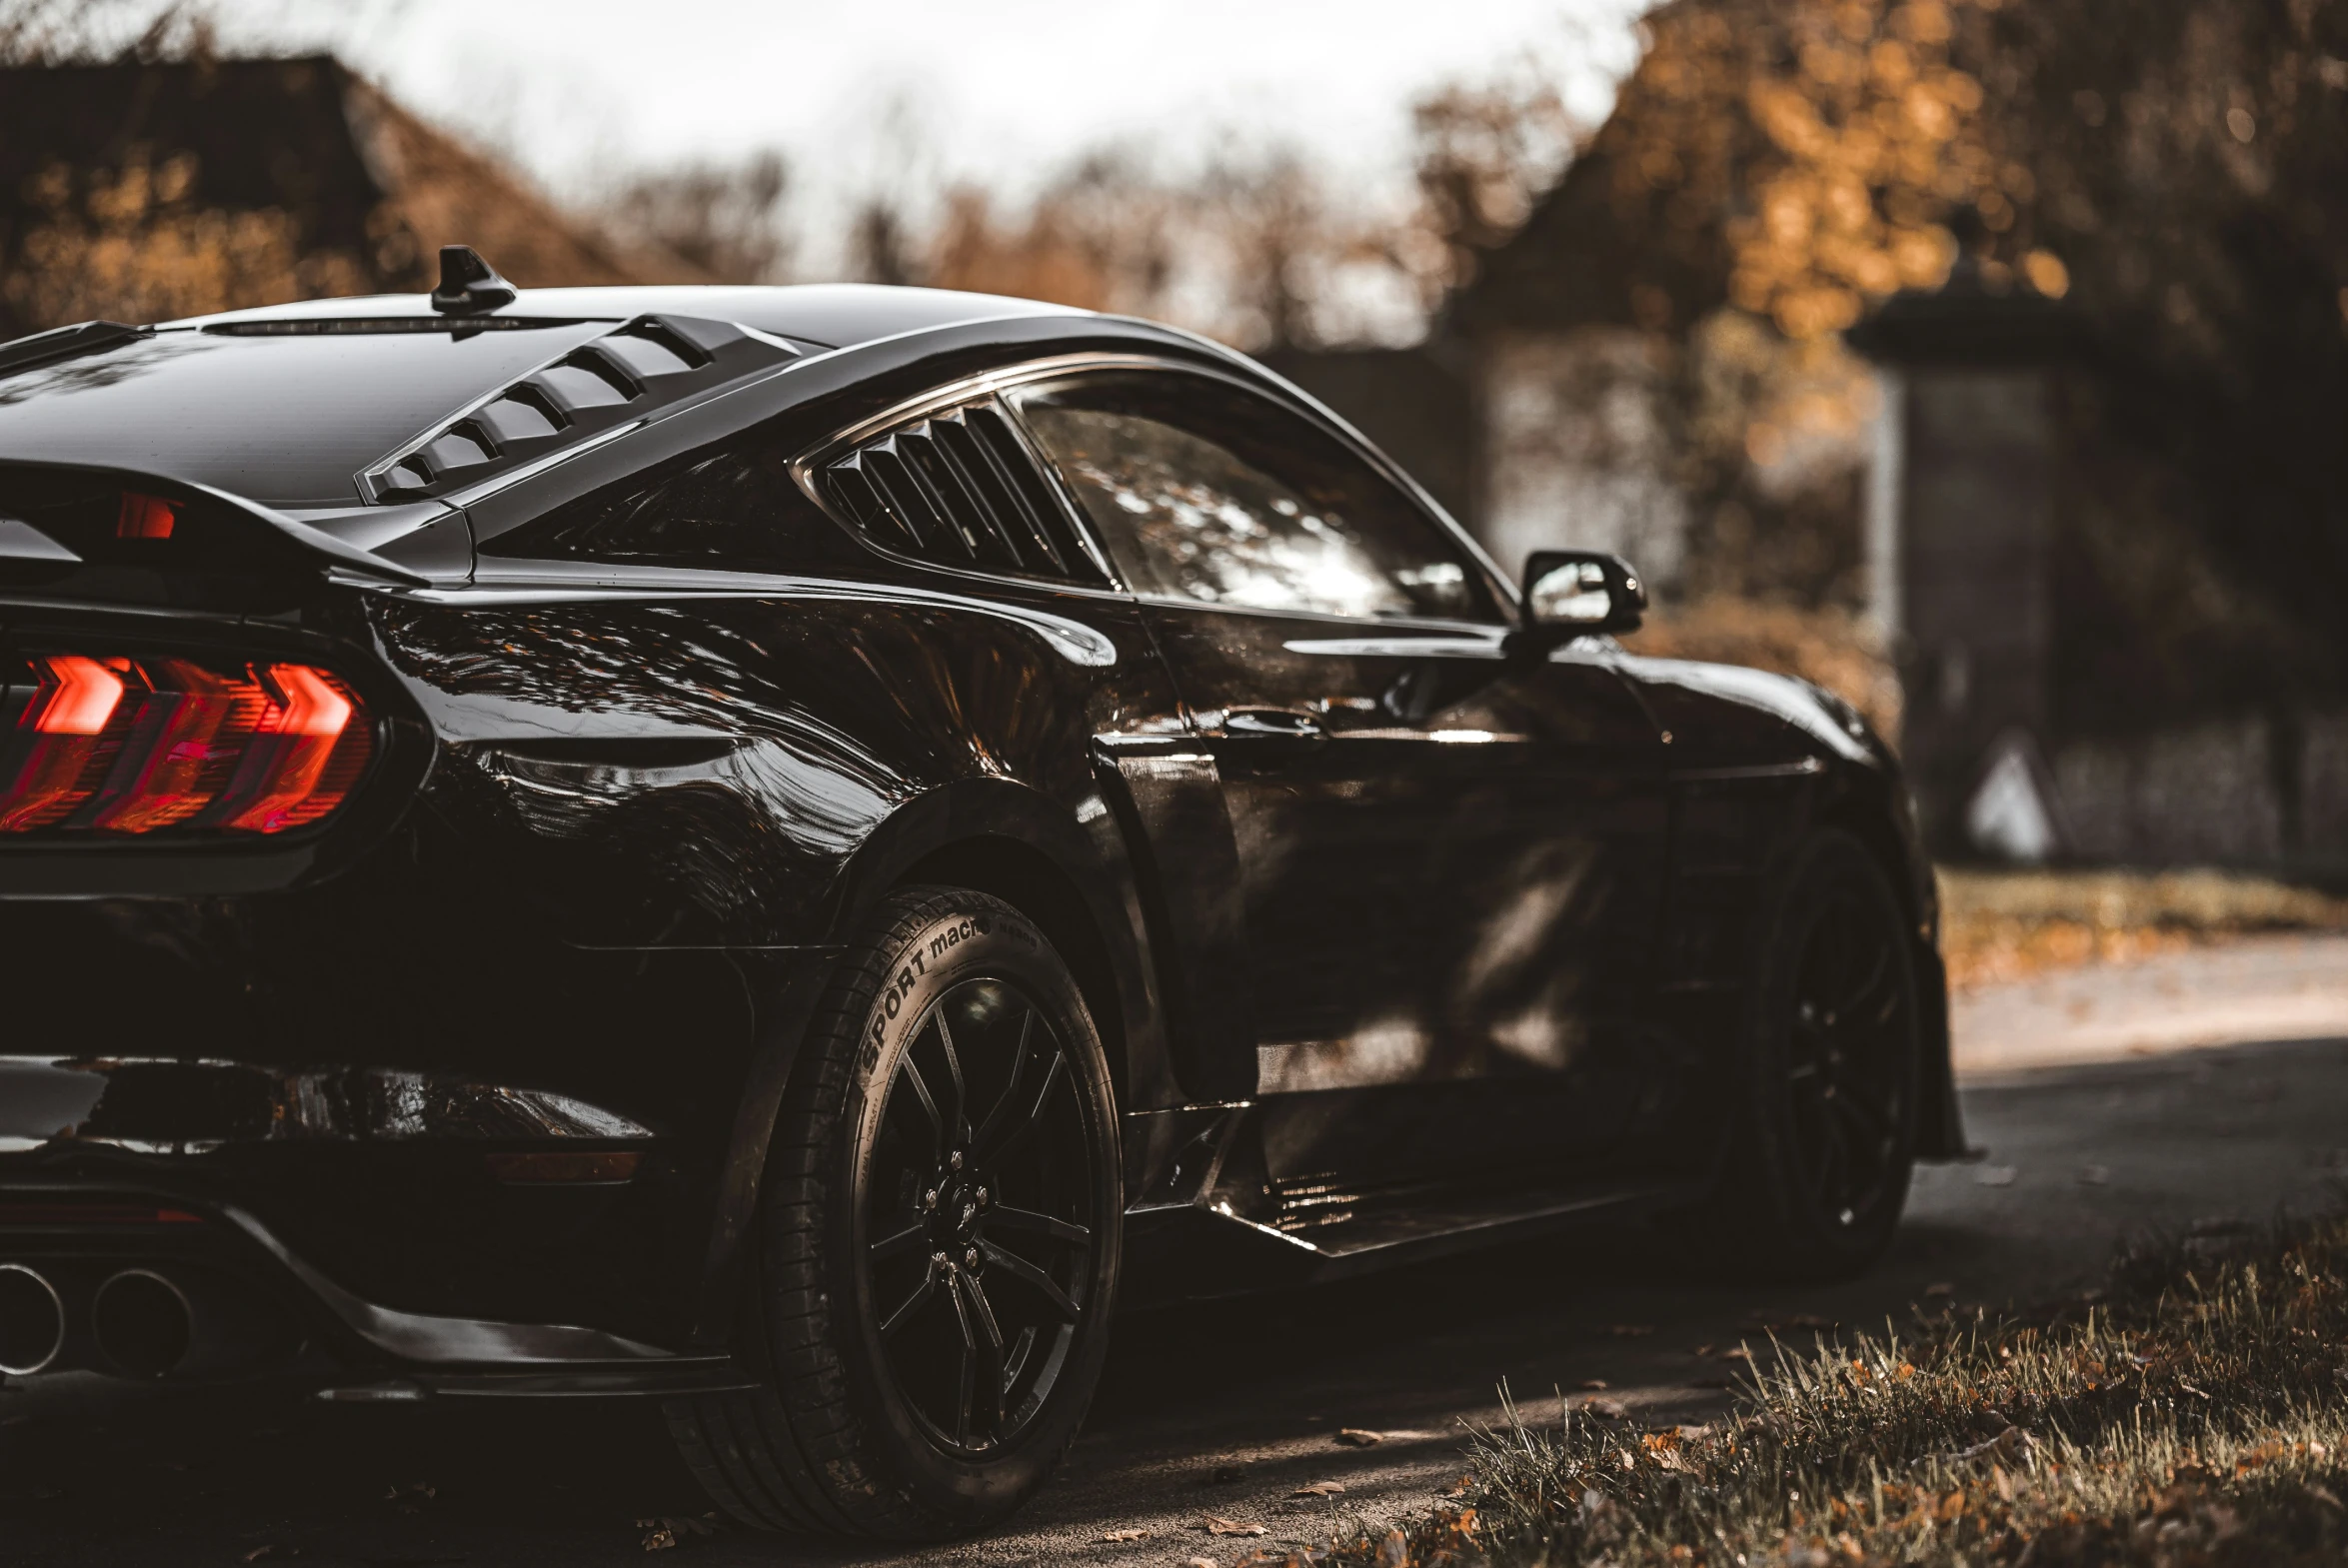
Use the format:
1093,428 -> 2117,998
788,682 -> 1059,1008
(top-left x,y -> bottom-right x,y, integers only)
1520,550 -> 1646,644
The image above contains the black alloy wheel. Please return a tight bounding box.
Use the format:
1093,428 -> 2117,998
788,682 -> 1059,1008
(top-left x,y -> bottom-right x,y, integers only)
1781,885 -> 1911,1234
862,975 -> 1098,1456
667,886 -> 1121,1539
1694,828 -> 1921,1279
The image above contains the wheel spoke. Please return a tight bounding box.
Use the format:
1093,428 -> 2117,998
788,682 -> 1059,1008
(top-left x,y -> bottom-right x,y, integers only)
945,1269 -> 979,1446
879,1262 -> 939,1339
933,1011 -> 972,1146
961,1272 -> 1009,1439
1813,1112 -> 1849,1206
1835,940 -> 1898,1027
1830,1083 -> 1887,1145
989,1204 -> 1091,1247
980,1045 -> 1066,1168
893,1052 -> 945,1164
973,1006 -> 1038,1156
982,1239 -> 1082,1322
870,1215 -> 928,1262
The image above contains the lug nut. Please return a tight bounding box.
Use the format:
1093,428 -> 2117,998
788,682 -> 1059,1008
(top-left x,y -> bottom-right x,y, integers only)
923,1189 -> 938,1209
949,1150 -> 964,1172
976,1187 -> 989,1205
965,1248 -> 979,1268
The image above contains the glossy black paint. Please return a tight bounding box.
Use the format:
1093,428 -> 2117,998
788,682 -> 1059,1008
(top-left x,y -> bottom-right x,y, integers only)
0,284 -> 1958,1393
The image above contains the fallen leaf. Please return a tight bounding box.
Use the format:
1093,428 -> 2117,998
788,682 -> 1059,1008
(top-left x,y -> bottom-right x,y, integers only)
1608,1323 -> 1656,1337
1576,1378 -> 1610,1391
636,1514 -> 716,1551
1975,1165 -> 2018,1187
1441,1475 -> 1474,1497
1101,1527 -> 1152,1542
1291,1481 -> 1345,1498
1204,1516 -> 1267,1537
1185,1559 -> 1220,1568
1374,1529 -> 1410,1568
384,1480 -> 437,1512
1334,1427 -> 1383,1447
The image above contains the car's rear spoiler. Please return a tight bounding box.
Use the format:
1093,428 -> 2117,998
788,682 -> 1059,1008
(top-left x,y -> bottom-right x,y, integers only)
0,461 -> 457,593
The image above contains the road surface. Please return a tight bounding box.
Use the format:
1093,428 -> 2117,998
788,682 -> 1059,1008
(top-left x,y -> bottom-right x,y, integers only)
6,933 -> 2346,1565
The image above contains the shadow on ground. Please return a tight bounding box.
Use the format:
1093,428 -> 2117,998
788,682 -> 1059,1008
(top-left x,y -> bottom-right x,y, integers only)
6,1033 -> 2346,1566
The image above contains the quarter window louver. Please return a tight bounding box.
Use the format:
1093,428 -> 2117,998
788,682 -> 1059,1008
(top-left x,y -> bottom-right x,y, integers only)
362,314 -> 795,503
816,398 -> 1109,588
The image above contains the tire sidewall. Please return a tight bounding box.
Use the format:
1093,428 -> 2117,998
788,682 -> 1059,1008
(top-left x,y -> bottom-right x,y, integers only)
1742,831 -> 1921,1273
823,893 -> 1121,1525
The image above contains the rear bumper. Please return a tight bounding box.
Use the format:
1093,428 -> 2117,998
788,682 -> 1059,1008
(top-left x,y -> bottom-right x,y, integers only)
0,869 -> 812,1353
0,1178 -> 757,1397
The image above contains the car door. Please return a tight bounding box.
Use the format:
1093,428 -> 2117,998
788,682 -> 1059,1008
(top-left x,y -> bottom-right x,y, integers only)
1008,366 -> 1672,1200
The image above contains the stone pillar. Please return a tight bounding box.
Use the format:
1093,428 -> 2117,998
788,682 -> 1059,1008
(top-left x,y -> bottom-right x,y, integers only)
1847,281 -> 2076,856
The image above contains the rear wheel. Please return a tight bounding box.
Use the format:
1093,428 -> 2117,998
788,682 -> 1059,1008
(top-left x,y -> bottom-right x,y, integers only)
667,886 -> 1122,1537
1695,829 -> 1921,1279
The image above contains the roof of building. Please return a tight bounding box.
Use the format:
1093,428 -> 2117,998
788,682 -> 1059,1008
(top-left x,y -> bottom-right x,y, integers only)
0,55 -> 706,341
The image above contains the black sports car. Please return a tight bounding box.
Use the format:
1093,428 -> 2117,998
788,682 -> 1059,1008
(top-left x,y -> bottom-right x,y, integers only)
0,248 -> 1959,1536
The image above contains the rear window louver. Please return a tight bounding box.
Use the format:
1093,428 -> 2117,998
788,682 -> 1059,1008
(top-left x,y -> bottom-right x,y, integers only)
815,400 -> 1108,587
361,314 -> 798,503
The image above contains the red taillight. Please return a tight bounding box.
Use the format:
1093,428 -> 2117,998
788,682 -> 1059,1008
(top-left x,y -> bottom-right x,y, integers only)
0,653 -> 372,837
116,491 -> 179,540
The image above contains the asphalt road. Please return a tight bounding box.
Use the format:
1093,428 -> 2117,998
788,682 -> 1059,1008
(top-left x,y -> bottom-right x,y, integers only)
7,934 -> 2348,1567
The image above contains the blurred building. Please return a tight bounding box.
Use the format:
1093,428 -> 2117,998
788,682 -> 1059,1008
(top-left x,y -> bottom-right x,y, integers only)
1850,276 -> 2348,876
0,54 -> 701,340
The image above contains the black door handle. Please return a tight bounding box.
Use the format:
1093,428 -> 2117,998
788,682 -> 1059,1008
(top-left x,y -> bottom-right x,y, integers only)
1220,709 -> 1328,742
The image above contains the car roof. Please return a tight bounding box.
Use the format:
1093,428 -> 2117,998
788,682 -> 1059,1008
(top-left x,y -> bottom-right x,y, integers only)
175,284 -> 1089,350
0,286 -> 1093,508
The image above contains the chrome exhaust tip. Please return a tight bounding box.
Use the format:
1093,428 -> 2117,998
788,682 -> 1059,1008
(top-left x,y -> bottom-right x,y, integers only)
92,1267 -> 194,1379
0,1262 -> 65,1375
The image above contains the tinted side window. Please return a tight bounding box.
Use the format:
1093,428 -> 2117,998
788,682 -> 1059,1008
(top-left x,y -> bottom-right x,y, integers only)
1010,371 -> 1500,622
487,439 -> 846,568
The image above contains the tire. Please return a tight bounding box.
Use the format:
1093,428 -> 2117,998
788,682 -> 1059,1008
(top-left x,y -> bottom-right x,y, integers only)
667,886 -> 1123,1537
1693,829 -> 1922,1280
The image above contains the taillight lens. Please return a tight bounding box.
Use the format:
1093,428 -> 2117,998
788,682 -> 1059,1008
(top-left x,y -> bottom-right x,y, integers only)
0,653 -> 373,836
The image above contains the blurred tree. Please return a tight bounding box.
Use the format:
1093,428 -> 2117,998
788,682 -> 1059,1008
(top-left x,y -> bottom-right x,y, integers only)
1445,0 -> 2348,715
1407,71 -> 1580,304
928,150 -> 1178,315
600,152 -> 791,285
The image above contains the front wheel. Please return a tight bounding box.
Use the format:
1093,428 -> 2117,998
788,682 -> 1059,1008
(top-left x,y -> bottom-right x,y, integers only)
668,886 -> 1122,1537
1694,829 -> 1922,1280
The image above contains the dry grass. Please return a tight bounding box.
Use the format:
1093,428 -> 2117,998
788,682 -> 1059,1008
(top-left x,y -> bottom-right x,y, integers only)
1296,1213 -> 2348,1568
1939,867 -> 2348,991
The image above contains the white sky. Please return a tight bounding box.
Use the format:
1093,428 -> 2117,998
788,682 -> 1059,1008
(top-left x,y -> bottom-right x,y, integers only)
210,0 -> 1648,220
